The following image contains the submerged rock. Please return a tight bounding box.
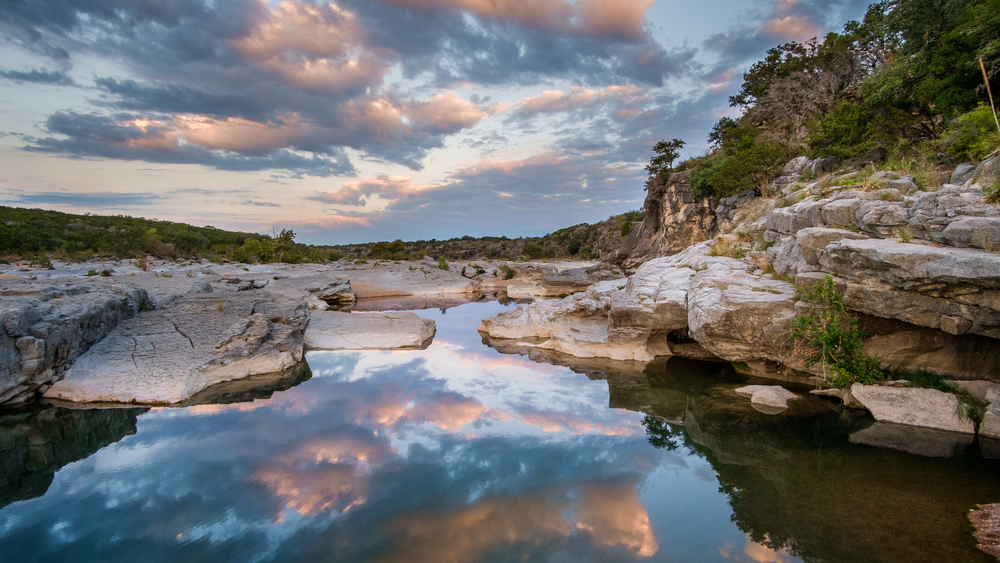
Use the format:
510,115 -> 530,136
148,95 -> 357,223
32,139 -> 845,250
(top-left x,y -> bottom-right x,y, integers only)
43,292 -> 308,405
970,503 -> 1000,560
305,311 -> 435,350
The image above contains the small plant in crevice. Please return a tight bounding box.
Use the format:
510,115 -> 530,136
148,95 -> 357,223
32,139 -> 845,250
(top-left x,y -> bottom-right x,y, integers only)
708,235 -> 745,259
499,263 -> 516,280
790,275 -> 883,388
437,256 -> 449,271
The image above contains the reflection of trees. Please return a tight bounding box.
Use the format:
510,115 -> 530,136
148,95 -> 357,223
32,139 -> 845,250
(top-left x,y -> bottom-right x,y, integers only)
0,406 -> 145,510
641,415 -> 685,451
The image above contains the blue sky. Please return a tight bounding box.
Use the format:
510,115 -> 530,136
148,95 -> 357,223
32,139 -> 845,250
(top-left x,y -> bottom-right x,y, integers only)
0,0 -> 872,244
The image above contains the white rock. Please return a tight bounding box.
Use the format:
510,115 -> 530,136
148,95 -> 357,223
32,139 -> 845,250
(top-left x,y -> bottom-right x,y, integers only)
44,292 -> 308,405
850,384 -> 976,434
735,385 -> 798,412
305,311 -> 435,350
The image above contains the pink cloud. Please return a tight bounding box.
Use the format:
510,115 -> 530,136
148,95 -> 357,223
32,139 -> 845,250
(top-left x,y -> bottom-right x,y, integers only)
176,114 -> 311,152
232,1 -> 388,92
514,84 -> 648,115
315,175 -> 446,205
378,0 -> 652,40
405,93 -> 487,133
762,16 -> 820,41
288,214 -> 373,228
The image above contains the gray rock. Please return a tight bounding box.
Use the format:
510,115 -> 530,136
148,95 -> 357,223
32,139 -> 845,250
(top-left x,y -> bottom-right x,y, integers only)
850,384 -> 976,434
941,217 -> 1000,249
43,292 -> 308,405
305,311 -> 435,350
784,155 -> 809,176
951,163 -> 976,185
735,385 -> 798,413
0,283 -> 150,406
192,282 -> 213,293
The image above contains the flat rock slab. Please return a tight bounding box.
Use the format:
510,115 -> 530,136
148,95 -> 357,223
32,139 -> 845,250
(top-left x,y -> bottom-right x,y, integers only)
44,292 -> 308,405
735,385 -> 798,413
305,311 -> 435,350
851,384 -> 976,434
849,421 -> 974,458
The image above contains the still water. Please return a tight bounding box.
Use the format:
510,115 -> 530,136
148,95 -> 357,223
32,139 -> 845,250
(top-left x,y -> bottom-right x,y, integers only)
1,301 -> 998,562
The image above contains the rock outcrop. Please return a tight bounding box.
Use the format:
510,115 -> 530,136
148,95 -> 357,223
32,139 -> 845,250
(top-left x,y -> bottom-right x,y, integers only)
1,281 -> 149,405
43,292 -> 308,405
614,170 -> 718,272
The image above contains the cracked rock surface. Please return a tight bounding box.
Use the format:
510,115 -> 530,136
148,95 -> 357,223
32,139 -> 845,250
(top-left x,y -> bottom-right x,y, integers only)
44,292 -> 308,405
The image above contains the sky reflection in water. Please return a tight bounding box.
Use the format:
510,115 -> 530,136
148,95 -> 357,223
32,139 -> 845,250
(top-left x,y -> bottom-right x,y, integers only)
0,301 -> 808,562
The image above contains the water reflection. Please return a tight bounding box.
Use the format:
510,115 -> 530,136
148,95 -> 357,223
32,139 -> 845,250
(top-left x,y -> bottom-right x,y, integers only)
0,301 -> 996,563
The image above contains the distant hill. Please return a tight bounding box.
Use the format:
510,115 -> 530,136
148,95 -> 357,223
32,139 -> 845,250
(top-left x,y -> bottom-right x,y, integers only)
0,205 -> 643,264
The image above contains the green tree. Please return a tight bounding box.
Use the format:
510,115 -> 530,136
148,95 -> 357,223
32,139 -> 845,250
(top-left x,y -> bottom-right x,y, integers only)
644,138 -> 686,187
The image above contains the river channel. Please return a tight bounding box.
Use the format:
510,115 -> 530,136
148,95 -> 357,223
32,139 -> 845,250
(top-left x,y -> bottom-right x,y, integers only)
1,300 -> 998,562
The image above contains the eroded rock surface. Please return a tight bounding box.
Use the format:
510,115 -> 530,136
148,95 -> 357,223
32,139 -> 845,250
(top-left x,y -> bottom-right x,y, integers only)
44,292 -> 308,405
0,282 -> 149,405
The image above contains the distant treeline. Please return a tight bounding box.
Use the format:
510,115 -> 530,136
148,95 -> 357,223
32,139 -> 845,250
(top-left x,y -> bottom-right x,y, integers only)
0,206 -> 644,264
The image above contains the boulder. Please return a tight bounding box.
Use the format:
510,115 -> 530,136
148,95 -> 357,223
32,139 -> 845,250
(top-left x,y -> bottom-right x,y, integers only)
850,384 -> 976,434
981,385 -> 1000,440
951,163 -> 976,186
44,292 -> 308,405
970,503 -> 1000,560
941,217 -> 1000,249
264,274 -> 356,310
735,385 -> 798,413
687,261 -> 797,363
305,311 -> 435,350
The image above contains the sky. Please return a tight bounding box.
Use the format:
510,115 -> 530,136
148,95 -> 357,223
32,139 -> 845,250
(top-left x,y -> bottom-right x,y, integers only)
0,0 -> 873,245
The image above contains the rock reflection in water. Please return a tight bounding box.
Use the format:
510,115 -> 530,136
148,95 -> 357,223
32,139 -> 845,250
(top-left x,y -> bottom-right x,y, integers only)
0,406 -> 145,510
595,357 -> 1000,563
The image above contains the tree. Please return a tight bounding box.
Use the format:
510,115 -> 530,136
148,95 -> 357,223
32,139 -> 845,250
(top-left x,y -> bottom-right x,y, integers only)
708,117 -> 738,148
644,138 -> 686,188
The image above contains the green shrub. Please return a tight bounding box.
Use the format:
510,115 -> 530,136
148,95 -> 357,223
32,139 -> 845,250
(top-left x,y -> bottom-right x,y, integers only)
522,242 -> 545,259
499,264 -> 516,280
437,256 -> 449,270
790,275 -> 883,388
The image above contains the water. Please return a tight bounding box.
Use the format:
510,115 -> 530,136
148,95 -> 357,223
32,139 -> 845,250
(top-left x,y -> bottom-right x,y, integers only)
1,301 -> 998,562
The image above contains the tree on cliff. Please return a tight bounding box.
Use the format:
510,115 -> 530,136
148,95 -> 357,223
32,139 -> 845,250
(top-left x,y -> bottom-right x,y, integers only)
644,138 -> 686,188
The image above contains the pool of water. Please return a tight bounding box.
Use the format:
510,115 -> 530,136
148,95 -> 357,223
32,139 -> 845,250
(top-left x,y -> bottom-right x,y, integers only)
1,301 -> 998,562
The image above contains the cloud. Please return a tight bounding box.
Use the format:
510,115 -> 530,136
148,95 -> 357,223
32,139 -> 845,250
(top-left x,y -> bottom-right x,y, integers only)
311,175 -> 446,206
7,191 -> 166,208
762,16 -> 821,40
0,68 -> 74,85
377,0 -> 653,40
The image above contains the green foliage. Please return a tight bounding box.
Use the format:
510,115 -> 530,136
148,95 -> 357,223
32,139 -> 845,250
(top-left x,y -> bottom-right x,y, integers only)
708,126 -> 787,197
790,276 -> 883,388
808,101 -> 915,159
690,154 -> 726,200
644,138 -> 686,187
522,242 -> 546,259
642,415 -> 685,451
370,239 -> 406,259
499,264 -> 516,280
437,256 -> 449,270
708,117 -> 739,148
936,103 -> 1000,161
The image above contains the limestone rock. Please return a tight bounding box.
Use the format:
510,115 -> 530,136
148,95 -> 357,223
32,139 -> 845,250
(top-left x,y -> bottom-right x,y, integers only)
687,260 -> 797,363
981,385 -> 1000,440
265,274 -> 356,310
0,282 -> 149,406
328,263 -> 479,299
970,503 -> 1000,560
44,292 -> 308,405
735,385 -> 798,413
614,170 -> 718,271
305,311 -> 435,350
850,384 -> 976,434
951,163 -> 976,186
